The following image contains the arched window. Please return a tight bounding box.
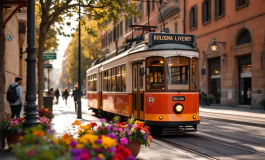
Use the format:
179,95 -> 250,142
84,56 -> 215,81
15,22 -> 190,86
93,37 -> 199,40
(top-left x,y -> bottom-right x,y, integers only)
237,29 -> 251,46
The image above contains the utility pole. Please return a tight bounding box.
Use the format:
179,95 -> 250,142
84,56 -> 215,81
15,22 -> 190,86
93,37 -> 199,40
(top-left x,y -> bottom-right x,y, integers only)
77,0 -> 82,119
24,0 -> 39,128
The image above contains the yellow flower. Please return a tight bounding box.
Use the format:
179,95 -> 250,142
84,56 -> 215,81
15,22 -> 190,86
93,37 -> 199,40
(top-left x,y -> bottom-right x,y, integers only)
76,144 -> 84,149
101,136 -> 117,149
72,120 -> 82,126
18,136 -> 23,141
87,130 -> 94,134
33,131 -> 45,137
45,108 -> 49,111
53,138 -> 58,144
61,134 -> 72,145
79,134 -> 98,144
98,153 -> 104,159
80,125 -> 89,130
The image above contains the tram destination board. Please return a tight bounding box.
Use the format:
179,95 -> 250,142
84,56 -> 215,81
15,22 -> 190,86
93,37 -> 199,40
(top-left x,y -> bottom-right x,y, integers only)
172,96 -> 185,101
145,33 -> 196,47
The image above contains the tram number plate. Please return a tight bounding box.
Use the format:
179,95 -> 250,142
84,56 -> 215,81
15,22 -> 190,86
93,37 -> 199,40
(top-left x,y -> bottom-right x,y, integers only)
172,96 -> 185,101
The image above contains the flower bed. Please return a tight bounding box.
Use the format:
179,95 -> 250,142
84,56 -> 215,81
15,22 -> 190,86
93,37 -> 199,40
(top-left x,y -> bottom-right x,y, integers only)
13,117 -> 153,160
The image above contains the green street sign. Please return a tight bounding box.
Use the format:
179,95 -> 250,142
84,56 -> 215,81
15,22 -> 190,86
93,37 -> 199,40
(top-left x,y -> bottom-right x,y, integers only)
43,52 -> 57,60
44,64 -> 53,68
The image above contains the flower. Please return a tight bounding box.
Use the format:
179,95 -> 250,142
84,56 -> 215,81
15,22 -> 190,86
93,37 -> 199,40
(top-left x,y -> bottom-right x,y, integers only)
120,137 -> 128,145
33,130 -> 45,137
72,120 -> 82,126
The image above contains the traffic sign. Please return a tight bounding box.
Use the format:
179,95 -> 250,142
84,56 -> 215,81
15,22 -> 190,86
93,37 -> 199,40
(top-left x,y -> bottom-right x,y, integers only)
44,64 -> 53,68
43,52 -> 57,60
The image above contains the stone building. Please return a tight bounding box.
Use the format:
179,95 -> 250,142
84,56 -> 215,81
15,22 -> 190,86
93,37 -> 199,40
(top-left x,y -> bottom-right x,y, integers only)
0,0 -> 27,120
185,0 -> 265,108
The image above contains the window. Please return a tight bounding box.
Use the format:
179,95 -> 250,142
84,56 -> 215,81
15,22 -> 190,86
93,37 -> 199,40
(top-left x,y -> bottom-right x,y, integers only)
107,70 -> 111,91
189,5 -> 198,29
87,74 -> 97,91
146,57 -> 165,90
152,0 -> 155,11
236,0 -> 249,9
103,71 -> 108,91
139,1 -> 144,19
237,29 -> 251,46
111,68 -> 116,91
120,21 -> 123,36
214,0 -> 224,18
125,18 -> 128,31
121,65 -> 126,92
174,23 -> 178,33
167,57 -> 189,90
134,15 -> 137,23
116,66 -> 121,92
191,58 -> 198,90
202,0 -> 211,24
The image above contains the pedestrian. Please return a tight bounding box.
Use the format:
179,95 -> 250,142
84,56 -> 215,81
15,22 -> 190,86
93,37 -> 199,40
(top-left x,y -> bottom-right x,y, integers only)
71,85 -> 80,111
62,88 -> 69,106
54,88 -> 60,104
6,77 -> 23,118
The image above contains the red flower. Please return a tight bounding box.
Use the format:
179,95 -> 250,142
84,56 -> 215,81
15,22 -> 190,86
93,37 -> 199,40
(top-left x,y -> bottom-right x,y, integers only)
81,153 -> 91,160
136,126 -> 142,131
115,145 -> 132,158
112,153 -> 124,160
27,149 -> 36,156
122,122 -> 127,125
90,122 -> 98,128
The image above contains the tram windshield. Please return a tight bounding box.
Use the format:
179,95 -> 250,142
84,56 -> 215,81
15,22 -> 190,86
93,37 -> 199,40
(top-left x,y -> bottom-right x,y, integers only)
167,57 -> 189,90
146,57 -> 165,90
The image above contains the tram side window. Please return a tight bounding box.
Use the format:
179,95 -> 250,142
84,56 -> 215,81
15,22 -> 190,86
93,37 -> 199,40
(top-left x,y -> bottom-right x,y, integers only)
87,75 -> 93,91
146,57 -> 165,90
167,57 -> 189,90
116,66 -> 121,92
92,74 -> 97,91
111,68 -> 116,91
121,64 -> 126,92
191,58 -> 198,90
107,69 -> 111,91
103,71 -> 108,91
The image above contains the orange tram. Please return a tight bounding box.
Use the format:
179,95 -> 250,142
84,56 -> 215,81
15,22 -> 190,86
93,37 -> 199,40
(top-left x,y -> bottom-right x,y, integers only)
86,32 -> 200,134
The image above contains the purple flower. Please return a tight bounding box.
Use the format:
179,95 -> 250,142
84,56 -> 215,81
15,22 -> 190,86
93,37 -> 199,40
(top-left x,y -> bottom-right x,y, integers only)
100,118 -> 107,123
117,128 -> 123,132
127,124 -> 133,128
94,148 -> 104,152
95,139 -> 102,144
107,133 -> 117,139
71,148 -> 81,156
128,131 -> 132,136
81,148 -> 89,154
47,129 -> 55,134
128,155 -> 136,160
107,147 -> 116,153
120,137 -> 128,145
144,134 -> 147,140
70,140 -> 77,147
73,156 -> 81,160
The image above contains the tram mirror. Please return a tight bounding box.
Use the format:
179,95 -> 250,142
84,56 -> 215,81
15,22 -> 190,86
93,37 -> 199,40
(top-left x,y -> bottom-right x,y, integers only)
201,67 -> 206,75
140,68 -> 145,76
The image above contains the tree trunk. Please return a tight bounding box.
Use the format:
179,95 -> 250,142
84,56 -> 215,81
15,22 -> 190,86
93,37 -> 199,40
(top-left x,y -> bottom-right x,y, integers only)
0,3 -> 6,121
37,25 -> 47,108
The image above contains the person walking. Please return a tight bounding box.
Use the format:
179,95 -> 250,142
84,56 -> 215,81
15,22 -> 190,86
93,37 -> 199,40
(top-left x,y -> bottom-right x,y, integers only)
54,88 -> 60,104
71,85 -> 80,111
62,88 -> 69,106
6,77 -> 23,118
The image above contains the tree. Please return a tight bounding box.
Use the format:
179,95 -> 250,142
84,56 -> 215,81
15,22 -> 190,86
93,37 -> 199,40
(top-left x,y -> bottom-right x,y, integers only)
36,0 -> 117,108
0,2 -> 5,121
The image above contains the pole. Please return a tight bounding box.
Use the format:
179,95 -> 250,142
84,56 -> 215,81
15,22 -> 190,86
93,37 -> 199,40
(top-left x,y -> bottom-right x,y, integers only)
24,0 -> 39,128
77,1 -> 82,119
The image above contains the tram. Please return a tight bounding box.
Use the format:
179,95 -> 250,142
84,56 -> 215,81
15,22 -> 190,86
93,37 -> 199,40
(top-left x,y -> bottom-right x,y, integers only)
86,32 -> 200,133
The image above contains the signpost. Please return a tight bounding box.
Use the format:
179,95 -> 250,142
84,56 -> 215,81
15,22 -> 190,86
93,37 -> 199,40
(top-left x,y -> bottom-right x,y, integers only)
44,63 -> 53,90
44,64 -> 52,68
43,52 -> 57,60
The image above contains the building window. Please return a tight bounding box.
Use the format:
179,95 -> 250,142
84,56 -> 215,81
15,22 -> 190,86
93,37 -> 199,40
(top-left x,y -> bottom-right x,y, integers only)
189,5 -> 198,30
174,23 -> 178,33
152,0 -> 155,11
202,0 -> 211,24
236,0 -> 249,9
120,21 -> 123,36
214,0 -> 225,18
237,29 -> 251,46
139,1 -> 144,19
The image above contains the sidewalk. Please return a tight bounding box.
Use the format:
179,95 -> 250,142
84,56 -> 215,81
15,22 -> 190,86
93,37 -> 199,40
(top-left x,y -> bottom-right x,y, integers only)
199,105 -> 265,127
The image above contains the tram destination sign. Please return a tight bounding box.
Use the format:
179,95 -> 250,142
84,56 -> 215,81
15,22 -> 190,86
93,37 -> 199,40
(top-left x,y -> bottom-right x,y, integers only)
172,96 -> 185,101
145,33 -> 196,47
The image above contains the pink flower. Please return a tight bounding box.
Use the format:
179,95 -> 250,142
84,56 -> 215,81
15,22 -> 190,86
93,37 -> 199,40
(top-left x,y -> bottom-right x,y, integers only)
27,149 -> 36,156
120,137 -> 128,145
117,128 -> 123,132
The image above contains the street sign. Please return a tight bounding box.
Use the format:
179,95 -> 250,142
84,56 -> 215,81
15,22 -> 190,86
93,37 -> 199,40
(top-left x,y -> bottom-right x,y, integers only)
43,52 -> 57,60
44,64 -> 53,68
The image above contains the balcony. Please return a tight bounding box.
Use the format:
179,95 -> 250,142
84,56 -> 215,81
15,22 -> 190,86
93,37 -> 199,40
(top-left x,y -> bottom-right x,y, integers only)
158,0 -> 180,22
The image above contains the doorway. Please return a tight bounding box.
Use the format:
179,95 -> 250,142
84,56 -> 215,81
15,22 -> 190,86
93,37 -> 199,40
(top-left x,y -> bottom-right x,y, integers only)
239,55 -> 252,105
208,57 -> 221,104
132,62 -> 144,120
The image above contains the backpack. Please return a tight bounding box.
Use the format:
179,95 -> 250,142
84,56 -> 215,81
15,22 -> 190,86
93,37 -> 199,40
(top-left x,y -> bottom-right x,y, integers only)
6,85 -> 19,103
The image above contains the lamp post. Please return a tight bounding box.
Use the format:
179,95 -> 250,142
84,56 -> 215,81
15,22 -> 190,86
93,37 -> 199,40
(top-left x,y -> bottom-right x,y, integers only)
77,1 -> 82,119
210,38 -> 226,52
24,0 -> 39,127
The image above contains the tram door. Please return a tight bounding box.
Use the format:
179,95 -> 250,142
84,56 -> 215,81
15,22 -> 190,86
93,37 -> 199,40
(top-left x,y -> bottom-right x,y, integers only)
132,62 -> 144,120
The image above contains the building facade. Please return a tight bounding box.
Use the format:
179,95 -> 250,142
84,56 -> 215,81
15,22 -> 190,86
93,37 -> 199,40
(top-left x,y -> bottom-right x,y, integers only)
0,1 -> 27,119
185,0 -> 265,108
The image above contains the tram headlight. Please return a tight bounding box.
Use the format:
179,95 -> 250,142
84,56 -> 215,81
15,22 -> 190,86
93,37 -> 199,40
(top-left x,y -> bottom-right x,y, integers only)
174,104 -> 184,114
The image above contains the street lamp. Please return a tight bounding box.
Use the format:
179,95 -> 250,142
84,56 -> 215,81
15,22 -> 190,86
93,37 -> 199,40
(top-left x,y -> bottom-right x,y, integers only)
24,0 -> 39,128
77,0 -> 82,119
210,38 -> 226,52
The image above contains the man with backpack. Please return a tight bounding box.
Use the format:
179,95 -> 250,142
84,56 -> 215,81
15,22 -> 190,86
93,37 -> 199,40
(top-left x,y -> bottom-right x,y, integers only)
6,77 -> 23,118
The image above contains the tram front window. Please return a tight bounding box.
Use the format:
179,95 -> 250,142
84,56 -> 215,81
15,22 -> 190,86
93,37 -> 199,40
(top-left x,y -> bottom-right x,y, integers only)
167,57 -> 189,90
146,57 -> 165,90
